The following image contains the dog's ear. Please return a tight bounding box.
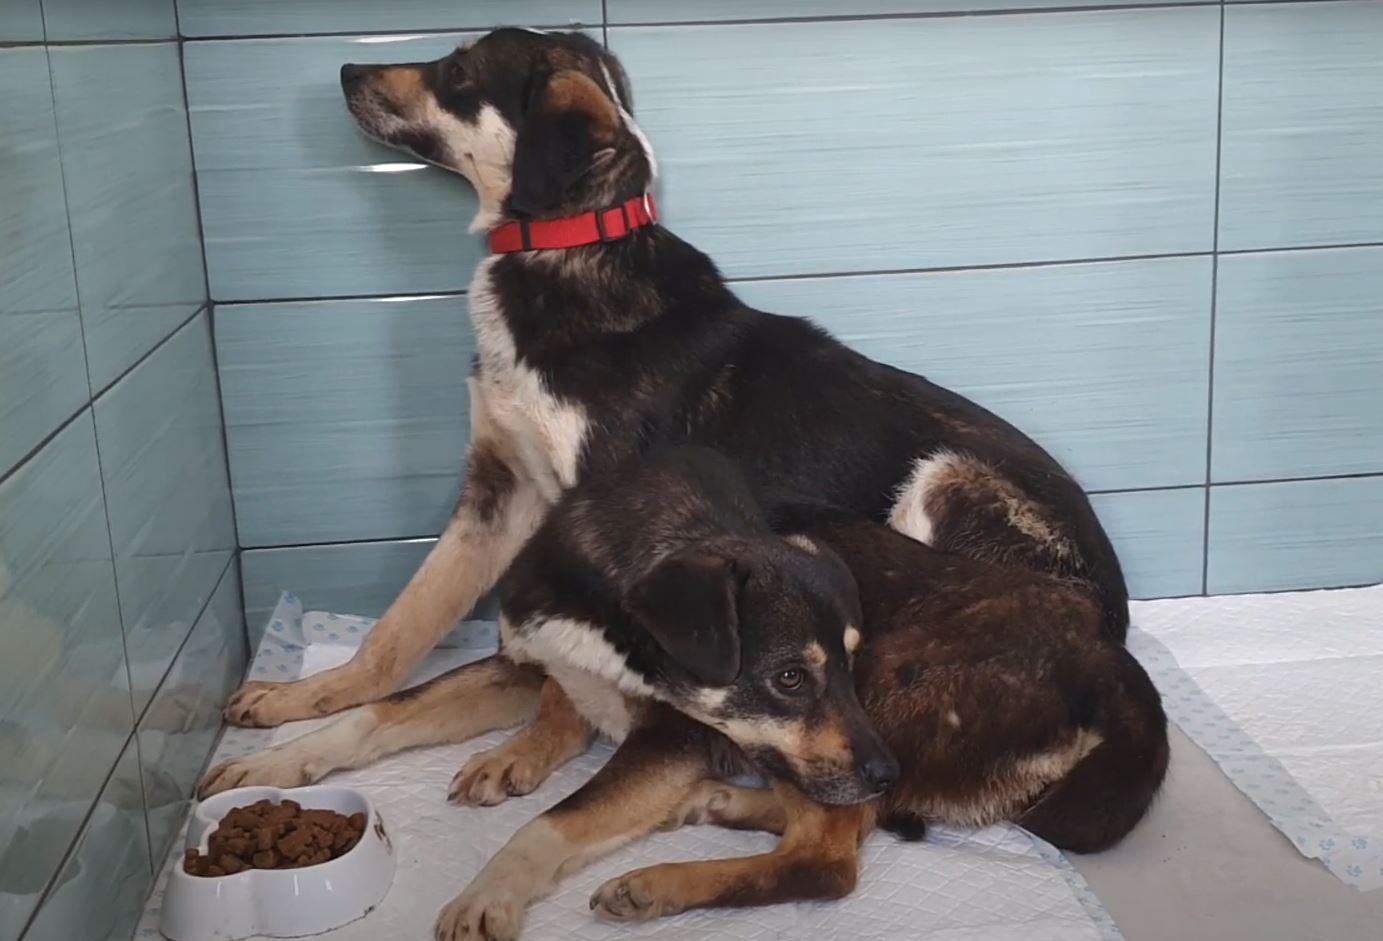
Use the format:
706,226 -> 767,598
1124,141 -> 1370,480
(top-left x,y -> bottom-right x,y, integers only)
510,69 -> 619,217
626,549 -> 743,687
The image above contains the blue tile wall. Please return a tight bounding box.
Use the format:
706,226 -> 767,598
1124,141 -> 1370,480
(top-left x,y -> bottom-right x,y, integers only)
137,558 -> 245,867
0,46 -> 86,478
183,32 -> 489,300
216,297 -> 472,546
20,740 -> 152,941
93,312 -> 235,713
0,415 -> 128,941
1212,246 -> 1383,484
1,9 -> 234,940
1219,2 -> 1383,251
177,0 -> 599,38
1207,477 -> 1383,595
608,0 -> 1216,22
611,10 -> 1220,279
48,41 -> 205,391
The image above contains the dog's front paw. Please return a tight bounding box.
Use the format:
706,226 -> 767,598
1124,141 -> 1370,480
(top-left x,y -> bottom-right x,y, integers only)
223,681 -> 314,728
199,747 -> 316,798
590,867 -> 685,922
448,746 -> 547,806
435,883 -> 526,941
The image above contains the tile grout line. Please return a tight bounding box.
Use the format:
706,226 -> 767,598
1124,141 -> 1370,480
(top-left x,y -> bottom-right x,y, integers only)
207,238 -> 1383,308
173,0 -> 253,654
1201,1 -> 1227,596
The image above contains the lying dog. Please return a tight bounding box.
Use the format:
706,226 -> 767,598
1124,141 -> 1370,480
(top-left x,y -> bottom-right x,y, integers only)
204,447 -> 1166,939
221,27 -> 1133,736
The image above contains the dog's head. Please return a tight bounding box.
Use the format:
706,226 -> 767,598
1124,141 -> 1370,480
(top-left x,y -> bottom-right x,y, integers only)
625,535 -> 898,805
339,28 -> 653,228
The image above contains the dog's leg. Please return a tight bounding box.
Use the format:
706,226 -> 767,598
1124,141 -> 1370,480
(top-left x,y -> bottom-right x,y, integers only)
449,677 -> 593,806
434,712 -> 708,941
200,657 -> 543,797
592,783 -> 873,923
661,780 -> 789,835
224,433 -> 549,728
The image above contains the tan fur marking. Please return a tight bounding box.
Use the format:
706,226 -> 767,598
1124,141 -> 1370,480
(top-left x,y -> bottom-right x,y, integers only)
380,66 -> 423,98
543,71 -> 618,141
804,642 -> 827,668
449,678 -> 593,806
785,533 -> 819,555
843,625 -> 862,654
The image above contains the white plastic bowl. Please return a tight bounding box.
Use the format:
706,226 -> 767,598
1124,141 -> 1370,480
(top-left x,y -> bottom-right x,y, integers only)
159,785 -> 395,940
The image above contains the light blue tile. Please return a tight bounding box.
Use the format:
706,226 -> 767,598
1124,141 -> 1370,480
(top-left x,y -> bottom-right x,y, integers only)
93,312 -> 235,715
0,414 -> 130,941
216,296 -> 471,546
185,32 -> 489,300
138,558 -> 246,866
1219,2 -> 1383,250
610,0 -> 1215,22
0,0 -> 42,41
0,47 -> 87,478
49,42 -> 205,390
0,47 -> 79,321
21,738 -> 153,941
0,306 -> 86,480
737,257 -> 1212,492
241,539 -> 436,646
177,0 -> 599,37
1207,477 -> 1383,595
613,8 -> 1219,278
42,0 -> 176,40
1212,246 -> 1383,483
1090,488 -> 1205,600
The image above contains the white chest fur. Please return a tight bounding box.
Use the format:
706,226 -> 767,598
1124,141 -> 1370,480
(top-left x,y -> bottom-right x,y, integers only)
500,615 -> 652,742
467,257 -> 589,502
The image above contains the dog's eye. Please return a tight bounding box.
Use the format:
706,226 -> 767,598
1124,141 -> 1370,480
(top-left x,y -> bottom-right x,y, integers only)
773,669 -> 804,692
446,56 -> 468,85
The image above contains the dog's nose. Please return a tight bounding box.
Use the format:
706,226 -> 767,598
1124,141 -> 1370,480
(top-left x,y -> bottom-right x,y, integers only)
340,63 -> 367,89
858,754 -> 900,792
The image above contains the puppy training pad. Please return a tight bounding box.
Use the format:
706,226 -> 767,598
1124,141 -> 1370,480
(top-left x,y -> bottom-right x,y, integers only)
1129,584 -> 1383,890
136,594 -> 1121,941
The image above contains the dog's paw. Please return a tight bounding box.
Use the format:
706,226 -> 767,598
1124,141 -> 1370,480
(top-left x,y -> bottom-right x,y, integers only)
198,747 -> 316,798
590,868 -> 683,922
435,884 -> 525,941
448,746 -> 547,807
222,680 -> 343,728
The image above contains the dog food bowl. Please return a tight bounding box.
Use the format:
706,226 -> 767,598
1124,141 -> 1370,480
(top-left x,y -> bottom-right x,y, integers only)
159,785 -> 395,940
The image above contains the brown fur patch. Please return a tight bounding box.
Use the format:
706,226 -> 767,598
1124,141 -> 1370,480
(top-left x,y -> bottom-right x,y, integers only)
543,71 -> 618,142
460,440 -> 517,524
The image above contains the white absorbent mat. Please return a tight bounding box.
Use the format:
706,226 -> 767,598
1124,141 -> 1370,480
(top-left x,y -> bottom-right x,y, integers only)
136,594 -> 1121,941
1129,584 -> 1383,891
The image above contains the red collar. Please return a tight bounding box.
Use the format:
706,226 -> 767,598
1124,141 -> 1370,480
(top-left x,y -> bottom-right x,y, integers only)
488,194 -> 658,253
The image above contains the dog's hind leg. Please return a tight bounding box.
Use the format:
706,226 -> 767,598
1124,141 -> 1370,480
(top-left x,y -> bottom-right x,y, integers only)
223,401 -> 550,728
592,783 -> 874,923
199,656 -> 543,797
448,677 -> 594,806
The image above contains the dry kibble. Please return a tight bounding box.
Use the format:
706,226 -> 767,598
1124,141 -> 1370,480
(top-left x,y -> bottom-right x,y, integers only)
184,800 -> 366,876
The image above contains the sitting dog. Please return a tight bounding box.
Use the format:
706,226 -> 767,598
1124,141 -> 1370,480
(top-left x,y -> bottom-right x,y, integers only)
220,27 -> 1134,739
203,447 -> 1167,940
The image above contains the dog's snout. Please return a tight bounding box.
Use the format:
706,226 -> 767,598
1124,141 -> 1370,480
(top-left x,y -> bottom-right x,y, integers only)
340,63 -> 368,89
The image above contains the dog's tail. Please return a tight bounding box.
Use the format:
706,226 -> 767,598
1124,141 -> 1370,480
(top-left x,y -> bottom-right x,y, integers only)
1018,646 -> 1170,854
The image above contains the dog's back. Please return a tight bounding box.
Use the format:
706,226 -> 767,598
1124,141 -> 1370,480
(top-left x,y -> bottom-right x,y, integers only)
786,510 -> 1168,852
